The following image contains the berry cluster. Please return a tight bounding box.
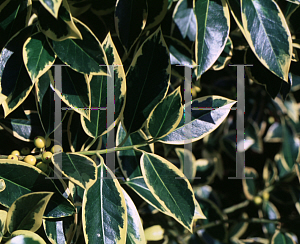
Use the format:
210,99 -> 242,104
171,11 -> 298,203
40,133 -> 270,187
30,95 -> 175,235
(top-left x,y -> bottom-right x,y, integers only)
7,136 -> 63,174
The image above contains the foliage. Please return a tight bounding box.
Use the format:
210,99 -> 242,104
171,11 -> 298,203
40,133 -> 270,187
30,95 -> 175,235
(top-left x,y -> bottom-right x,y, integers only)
0,0 -> 300,243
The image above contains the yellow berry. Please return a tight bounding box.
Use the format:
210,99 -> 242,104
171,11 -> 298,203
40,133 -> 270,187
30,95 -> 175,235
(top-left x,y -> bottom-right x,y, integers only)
36,162 -> 48,173
11,150 -> 20,156
268,116 -> 275,124
144,225 -> 164,241
42,151 -> 53,164
46,138 -> 51,148
24,155 -> 36,166
21,147 -> 31,155
262,192 -> 270,201
34,136 -> 46,149
51,145 -> 63,154
253,196 -> 262,205
7,155 -> 18,160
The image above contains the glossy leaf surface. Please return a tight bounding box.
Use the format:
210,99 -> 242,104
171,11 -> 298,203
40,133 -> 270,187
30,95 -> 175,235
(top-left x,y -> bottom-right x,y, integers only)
39,0 -> 62,18
23,32 -> 56,83
0,160 -> 75,218
115,0 -> 147,52
146,87 -> 183,139
241,0 -> 292,81
140,152 -> 195,232
122,27 -> 170,134
122,188 -> 146,244
81,33 -> 126,138
6,192 -> 53,233
159,96 -> 236,144
52,18 -> 108,75
38,0 -> 82,41
116,124 -> 152,180
82,157 -> 127,244
52,152 -> 97,189
194,0 -> 230,77
173,0 -> 196,41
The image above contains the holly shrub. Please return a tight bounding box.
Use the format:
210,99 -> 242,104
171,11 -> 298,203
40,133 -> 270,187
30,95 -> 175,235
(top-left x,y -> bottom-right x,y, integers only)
0,0 -> 300,243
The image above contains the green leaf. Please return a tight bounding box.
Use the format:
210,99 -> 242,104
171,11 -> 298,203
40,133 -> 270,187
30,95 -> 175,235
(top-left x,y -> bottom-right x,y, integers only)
48,63 -> 91,120
140,152 -> 195,233
0,0 -> 32,50
0,110 -> 44,142
81,32 -> 126,138
23,32 -> 56,83
264,122 -> 283,143
126,177 -> 170,216
290,71 -> 300,92
52,18 -> 108,76
146,87 -> 183,139
271,230 -> 296,244
68,181 -> 84,213
284,94 -> 299,123
67,111 -> 93,153
220,131 -> 236,161
159,96 -> 236,144
193,198 -> 206,221
286,0 -> 300,5
274,153 -> 294,180
90,0 -> 115,16
196,197 -> 228,242
0,210 -> 7,242
228,213 -> 249,240
82,157 -> 127,244
195,158 -> 217,186
173,0 -> 196,41
102,31 -> 126,120
226,0 -> 244,34
39,0 -> 62,18
0,179 -> 5,192
122,27 -> 170,134
121,188 -> 146,244
241,0 -> 292,81
144,0 -> 168,30
6,192 -> 53,233
7,230 -> 47,244
116,123 -> 153,180
35,72 -> 55,135
175,148 -> 197,183
43,215 -> 75,244
0,28 -> 37,117
194,0 -> 230,77
164,35 -> 194,66
242,167 -> 258,200
262,201 -> 280,236
263,159 -> 278,187
0,160 -> 75,218
52,152 -> 97,189
69,1 -> 92,17
244,120 -> 263,153
245,48 -> 285,99
281,118 -> 300,169
38,0 -> 82,41
115,0 -> 147,52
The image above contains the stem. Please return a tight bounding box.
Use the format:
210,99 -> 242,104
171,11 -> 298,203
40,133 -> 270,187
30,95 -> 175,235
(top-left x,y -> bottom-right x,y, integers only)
192,218 -> 280,233
84,137 -> 98,151
117,133 -> 130,147
75,139 -> 153,156
223,200 -> 249,214
0,138 -> 157,159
